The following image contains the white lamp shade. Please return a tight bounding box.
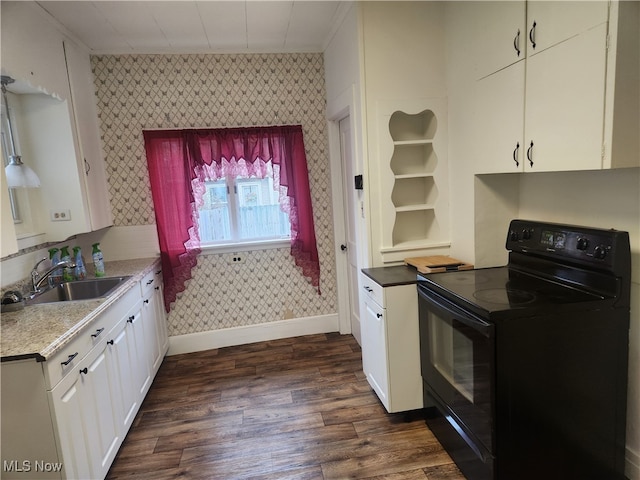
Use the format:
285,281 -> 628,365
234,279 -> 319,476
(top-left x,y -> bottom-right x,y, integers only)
5,161 -> 41,188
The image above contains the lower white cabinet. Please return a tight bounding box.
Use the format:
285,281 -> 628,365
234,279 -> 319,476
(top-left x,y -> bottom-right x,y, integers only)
0,269 -> 169,480
360,275 -> 423,413
51,343 -> 121,480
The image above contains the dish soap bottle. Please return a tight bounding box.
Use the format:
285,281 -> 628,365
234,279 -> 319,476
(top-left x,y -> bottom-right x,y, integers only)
60,246 -> 74,282
73,246 -> 87,280
48,248 -> 62,286
92,243 -> 105,277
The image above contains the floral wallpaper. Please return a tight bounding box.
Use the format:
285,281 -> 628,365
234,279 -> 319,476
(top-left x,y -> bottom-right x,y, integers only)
91,53 -> 336,336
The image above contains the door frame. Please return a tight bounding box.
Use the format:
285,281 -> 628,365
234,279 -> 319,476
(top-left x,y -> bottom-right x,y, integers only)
327,84 -> 362,336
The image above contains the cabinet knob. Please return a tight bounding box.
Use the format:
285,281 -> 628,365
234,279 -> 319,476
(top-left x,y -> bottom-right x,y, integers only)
144,299 -> 150,304
79,368 -> 88,375
340,244 -> 347,251
107,339 -> 114,345
127,315 -> 135,323
376,313 -> 383,319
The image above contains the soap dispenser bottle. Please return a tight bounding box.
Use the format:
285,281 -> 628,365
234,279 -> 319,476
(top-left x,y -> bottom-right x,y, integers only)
92,243 -> 105,277
73,246 -> 87,280
48,248 -> 62,286
60,246 -> 74,282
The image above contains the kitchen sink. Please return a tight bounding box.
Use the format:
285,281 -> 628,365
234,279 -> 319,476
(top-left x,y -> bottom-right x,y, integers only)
26,277 -> 131,305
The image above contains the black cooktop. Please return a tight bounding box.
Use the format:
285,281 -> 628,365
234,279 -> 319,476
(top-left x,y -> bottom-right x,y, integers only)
418,266 -> 609,319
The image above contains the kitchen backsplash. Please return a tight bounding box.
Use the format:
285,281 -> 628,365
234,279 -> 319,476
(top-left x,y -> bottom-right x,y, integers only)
91,53 -> 336,336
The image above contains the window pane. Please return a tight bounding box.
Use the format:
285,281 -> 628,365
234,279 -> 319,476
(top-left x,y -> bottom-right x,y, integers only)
198,180 -> 231,243
236,177 -> 290,241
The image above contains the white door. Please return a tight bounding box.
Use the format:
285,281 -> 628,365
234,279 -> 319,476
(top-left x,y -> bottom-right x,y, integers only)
339,116 -> 361,343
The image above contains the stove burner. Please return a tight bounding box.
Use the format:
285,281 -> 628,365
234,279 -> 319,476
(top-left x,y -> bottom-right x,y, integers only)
473,288 -> 537,306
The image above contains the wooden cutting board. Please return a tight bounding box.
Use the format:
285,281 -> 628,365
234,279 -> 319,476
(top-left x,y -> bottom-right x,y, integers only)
404,255 -> 474,274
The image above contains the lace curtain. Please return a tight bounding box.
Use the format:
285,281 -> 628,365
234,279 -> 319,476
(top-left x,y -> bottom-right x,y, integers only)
143,125 -> 320,312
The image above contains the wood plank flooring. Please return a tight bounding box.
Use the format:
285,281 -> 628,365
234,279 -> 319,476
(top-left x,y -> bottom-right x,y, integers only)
106,332 -> 465,480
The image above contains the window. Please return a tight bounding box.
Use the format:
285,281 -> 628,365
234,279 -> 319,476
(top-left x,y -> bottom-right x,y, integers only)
198,174 -> 290,245
143,126 -> 320,311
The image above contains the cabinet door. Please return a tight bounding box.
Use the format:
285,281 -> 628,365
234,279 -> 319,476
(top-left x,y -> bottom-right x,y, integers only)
362,297 -> 389,407
127,307 -> 153,398
526,1 -> 609,56
142,290 -> 162,376
106,322 -> 138,432
473,1 -> 526,80
63,39 -> 113,231
153,275 -> 169,357
82,349 -> 121,479
474,60 -> 526,174
50,374 -> 93,479
1,168 -> 18,257
524,24 -> 607,172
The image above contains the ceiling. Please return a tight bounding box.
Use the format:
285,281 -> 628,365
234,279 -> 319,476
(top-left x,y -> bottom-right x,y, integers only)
35,1 -> 350,54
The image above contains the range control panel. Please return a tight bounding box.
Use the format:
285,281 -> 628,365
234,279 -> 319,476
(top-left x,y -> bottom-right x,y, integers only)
505,219 -> 630,273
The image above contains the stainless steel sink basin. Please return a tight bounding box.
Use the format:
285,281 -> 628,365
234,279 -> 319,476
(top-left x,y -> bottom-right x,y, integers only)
27,277 -> 131,305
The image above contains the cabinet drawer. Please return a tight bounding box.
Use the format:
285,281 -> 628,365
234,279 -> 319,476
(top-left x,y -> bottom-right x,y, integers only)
361,275 -> 385,307
44,286 -> 139,389
140,270 -> 156,296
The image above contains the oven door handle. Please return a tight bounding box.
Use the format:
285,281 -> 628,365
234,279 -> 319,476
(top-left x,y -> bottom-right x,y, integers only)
418,286 -> 493,338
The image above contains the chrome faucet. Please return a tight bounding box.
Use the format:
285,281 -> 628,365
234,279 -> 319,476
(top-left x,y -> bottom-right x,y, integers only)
31,258 -> 76,293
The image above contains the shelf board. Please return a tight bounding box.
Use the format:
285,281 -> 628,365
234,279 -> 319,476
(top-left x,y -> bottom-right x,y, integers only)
393,139 -> 434,146
394,173 -> 434,180
380,240 -> 451,254
395,204 -> 435,212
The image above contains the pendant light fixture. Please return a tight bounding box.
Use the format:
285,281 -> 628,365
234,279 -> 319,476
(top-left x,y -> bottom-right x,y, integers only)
1,75 -> 40,188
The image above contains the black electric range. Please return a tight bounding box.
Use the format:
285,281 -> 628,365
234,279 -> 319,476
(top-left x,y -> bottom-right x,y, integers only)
417,219 -> 631,480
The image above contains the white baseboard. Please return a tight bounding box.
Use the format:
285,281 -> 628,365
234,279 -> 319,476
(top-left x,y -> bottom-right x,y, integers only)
167,313 -> 340,356
627,447 -> 640,480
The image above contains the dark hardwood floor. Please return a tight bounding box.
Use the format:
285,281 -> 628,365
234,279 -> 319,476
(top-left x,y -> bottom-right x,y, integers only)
106,332 -> 464,479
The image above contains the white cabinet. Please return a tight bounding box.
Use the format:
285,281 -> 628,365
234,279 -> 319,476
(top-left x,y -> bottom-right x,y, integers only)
360,275 -> 423,413
1,267 -> 169,480
473,1 -> 638,173
1,168 -> 18,257
51,344 -> 121,480
63,39 -> 113,231
0,2 -> 112,245
140,269 -> 168,376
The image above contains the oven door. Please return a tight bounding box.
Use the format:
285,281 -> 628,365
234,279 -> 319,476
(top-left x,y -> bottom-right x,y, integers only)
418,284 -> 495,456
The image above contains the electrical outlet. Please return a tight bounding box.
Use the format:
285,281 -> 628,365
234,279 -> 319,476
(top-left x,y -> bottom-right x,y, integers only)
227,253 -> 245,264
51,209 -> 71,222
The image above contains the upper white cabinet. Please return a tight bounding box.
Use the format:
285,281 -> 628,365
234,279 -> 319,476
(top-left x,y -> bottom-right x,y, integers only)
473,1 -> 526,80
473,1 -> 639,174
0,2 -> 112,248
1,168 -> 18,257
63,39 -> 113,231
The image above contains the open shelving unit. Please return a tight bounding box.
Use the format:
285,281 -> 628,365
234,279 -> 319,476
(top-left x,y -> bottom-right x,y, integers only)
374,99 -> 449,264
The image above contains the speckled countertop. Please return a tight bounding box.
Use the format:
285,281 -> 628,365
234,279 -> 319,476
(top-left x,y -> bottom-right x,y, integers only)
1,257 -> 160,362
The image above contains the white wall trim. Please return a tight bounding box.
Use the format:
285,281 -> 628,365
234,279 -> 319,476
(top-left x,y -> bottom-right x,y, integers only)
627,446 -> 640,480
167,313 -> 340,356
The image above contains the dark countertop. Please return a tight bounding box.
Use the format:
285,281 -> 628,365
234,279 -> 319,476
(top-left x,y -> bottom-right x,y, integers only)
361,265 -> 420,287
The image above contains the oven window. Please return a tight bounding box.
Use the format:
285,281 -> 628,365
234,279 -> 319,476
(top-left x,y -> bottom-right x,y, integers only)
429,316 -> 475,402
